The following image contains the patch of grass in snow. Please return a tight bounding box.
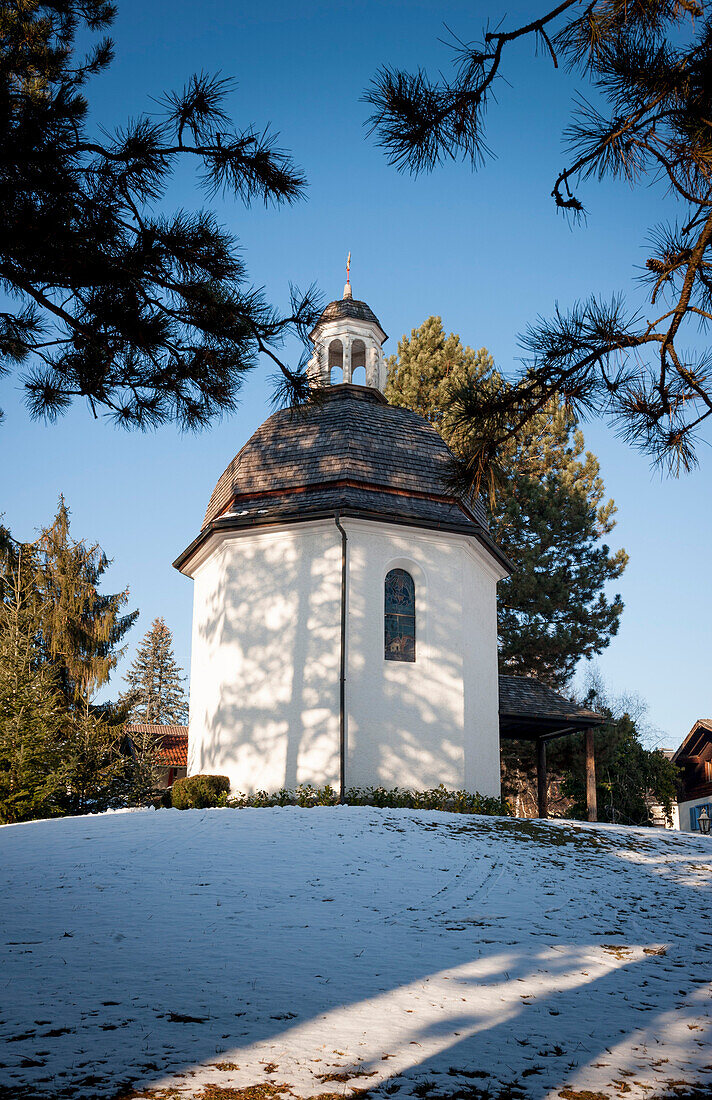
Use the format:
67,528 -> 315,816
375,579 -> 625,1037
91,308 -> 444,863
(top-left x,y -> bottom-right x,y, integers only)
430,816 -> 661,854
115,1088 -> 187,1099
194,1087 -> 372,1100
411,1081 -> 527,1100
315,1070 -> 377,1082
558,1090 -> 611,1100
195,1087 -> 292,1100
6,1028 -> 36,1042
657,1086 -> 712,1098
446,1069 -> 490,1080
559,1086 -> 712,1100
0,1088 -> 45,1100
116,1085 -> 298,1100
601,944 -> 633,960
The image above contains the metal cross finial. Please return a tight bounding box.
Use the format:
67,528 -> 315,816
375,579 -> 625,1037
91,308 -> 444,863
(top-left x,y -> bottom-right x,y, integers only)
343,252 -> 353,299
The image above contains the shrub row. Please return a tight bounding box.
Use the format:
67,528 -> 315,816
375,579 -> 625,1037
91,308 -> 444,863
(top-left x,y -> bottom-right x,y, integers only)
344,785 -> 510,816
171,774 -> 230,809
170,776 -> 510,816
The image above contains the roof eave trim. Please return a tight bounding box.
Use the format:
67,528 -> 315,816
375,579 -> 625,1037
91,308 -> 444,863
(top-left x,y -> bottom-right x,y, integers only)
672,720 -> 712,762
499,710 -> 606,728
174,507 -> 513,575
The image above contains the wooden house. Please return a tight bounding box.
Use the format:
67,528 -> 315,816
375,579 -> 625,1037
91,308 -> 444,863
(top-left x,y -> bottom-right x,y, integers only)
672,719 -> 712,831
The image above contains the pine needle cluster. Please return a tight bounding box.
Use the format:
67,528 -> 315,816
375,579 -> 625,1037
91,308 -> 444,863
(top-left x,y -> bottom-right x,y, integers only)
366,1 -> 712,480
0,0 -> 320,428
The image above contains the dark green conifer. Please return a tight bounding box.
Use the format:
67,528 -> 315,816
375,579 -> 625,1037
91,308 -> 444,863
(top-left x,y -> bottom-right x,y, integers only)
123,724 -> 162,807
386,317 -> 628,688
57,702 -> 127,816
1,502 -> 138,819
0,538 -> 65,823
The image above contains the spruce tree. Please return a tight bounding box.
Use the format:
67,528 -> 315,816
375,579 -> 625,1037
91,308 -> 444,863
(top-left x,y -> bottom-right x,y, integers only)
57,701 -> 127,816
1,502 -> 139,819
34,499 -> 140,813
37,497 -> 138,707
386,317 -> 628,688
0,539 -> 65,823
124,724 -> 162,807
121,617 -> 188,725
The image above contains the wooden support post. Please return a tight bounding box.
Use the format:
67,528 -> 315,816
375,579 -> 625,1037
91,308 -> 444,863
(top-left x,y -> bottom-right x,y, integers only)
536,737 -> 548,819
585,727 -> 597,822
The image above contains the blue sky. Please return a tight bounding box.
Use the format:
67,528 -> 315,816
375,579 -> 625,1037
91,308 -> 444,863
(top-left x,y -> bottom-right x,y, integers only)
1,0 -> 709,747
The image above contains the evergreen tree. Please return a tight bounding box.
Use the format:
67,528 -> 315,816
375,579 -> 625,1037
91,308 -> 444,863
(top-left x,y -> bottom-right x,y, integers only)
57,701 -> 126,816
386,317 -> 628,688
121,617 -> 188,725
367,2 -> 712,478
37,497 -> 138,707
557,677 -> 680,826
1,502 -> 139,820
34,498 -> 139,813
124,724 -> 162,807
0,0 -> 319,429
0,539 -> 65,823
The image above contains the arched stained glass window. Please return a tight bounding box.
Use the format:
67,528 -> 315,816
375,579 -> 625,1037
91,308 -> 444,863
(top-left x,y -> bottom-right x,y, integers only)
384,568 -> 416,662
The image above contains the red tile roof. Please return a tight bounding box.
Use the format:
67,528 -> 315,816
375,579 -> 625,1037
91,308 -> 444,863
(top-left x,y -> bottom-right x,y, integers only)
158,735 -> 188,767
125,723 -> 188,767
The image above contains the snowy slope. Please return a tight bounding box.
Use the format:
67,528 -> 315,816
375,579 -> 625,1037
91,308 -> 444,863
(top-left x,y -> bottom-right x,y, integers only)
1,807 -> 711,1100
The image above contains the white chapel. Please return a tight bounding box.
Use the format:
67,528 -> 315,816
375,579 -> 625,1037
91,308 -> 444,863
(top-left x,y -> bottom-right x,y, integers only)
174,277 -> 511,798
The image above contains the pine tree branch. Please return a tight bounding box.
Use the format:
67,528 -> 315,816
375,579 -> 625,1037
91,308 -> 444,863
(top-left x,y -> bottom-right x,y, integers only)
0,2 -> 313,426
367,0 -> 712,476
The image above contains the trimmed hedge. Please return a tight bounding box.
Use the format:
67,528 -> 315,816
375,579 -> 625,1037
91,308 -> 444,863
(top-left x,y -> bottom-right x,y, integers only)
169,778 -> 510,816
226,783 -> 510,817
172,774 -> 230,810
345,785 -> 510,816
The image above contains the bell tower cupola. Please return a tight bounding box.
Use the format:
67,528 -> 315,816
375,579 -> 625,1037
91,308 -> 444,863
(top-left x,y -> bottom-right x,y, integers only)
307,257 -> 388,392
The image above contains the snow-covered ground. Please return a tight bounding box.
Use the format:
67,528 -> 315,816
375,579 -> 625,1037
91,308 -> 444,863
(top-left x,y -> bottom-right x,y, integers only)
2,807 -> 711,1100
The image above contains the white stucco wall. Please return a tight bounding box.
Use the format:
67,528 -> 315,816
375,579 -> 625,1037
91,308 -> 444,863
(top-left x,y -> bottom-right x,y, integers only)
677,795 -> 711,833
186,523 -> 342,793
345,519 -> 503,796
184,517 -> 505,797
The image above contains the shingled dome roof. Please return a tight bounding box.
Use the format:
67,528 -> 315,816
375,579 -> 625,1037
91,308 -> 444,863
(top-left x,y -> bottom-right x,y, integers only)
174,385 -> 508,572
310,297 -> 386,341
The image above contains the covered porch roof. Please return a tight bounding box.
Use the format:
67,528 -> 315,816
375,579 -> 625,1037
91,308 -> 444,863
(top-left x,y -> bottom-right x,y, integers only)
498,675 -> 606,820
499,674 -> 605,741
